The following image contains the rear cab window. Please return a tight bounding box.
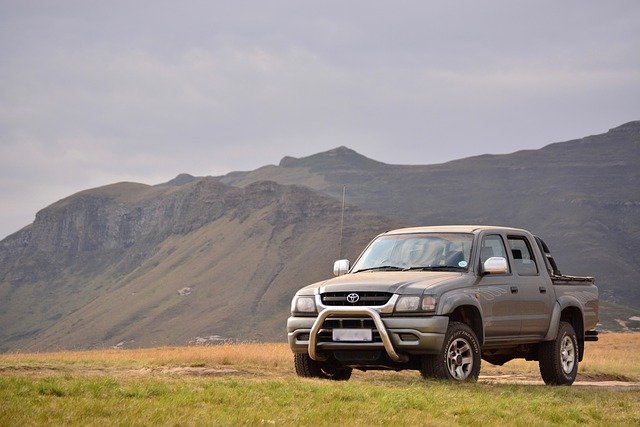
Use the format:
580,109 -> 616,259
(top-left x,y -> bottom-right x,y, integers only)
507,236 -> 539,275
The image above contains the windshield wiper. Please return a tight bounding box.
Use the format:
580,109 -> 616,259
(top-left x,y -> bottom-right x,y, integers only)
402,266 -> 465,271
353,265 -> 404,273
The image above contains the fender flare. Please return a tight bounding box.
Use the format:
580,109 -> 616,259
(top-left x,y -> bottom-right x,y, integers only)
543,296 -> 586,341
543,302 -> 562,341
438,292 -> 485,344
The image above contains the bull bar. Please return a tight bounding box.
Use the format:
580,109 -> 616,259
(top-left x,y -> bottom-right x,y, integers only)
308,306 -> 409,363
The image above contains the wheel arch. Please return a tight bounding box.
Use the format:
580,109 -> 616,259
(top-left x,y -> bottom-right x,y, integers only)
559,305 -> 585,362
438,294 -> 484,344
446,304 -> 484,345
545,296 -> 586,362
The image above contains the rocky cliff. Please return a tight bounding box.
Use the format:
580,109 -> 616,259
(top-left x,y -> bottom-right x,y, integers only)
0,178 -> 395,350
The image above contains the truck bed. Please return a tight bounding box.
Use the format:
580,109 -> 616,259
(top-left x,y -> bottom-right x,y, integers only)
550,274 -> 595,285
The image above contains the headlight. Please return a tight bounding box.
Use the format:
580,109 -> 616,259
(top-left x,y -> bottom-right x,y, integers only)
395,296 -> 421,312
292,296 -> 316,313
395,295 -> 437,312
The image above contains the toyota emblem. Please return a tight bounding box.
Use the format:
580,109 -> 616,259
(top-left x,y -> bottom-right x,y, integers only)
346,293 -> 360,304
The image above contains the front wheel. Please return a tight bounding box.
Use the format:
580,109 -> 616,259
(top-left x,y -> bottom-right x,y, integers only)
538,321 -> 578,385
293,353 -> 352,381
421,321 -> 481,381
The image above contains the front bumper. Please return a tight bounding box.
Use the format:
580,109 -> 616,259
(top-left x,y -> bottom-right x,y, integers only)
287,307 -> 449,362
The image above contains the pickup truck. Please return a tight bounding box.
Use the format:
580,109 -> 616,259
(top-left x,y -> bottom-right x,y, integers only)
287,225 -> 598,385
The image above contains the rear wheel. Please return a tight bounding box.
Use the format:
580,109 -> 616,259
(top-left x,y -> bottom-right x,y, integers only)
539,321 -> 578,385
294,353 -> 352,381
421,321 -> 481,381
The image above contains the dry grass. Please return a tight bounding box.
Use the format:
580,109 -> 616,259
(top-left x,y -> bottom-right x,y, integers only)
577,332 -> 640,379
480,332 -> 640,381
1,332 -> 638,382
0,343 -> 293,373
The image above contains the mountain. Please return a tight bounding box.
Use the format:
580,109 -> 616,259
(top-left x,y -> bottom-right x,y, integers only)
220,122 -> 640,308
0,179 -> 395,351
1,120 -> 638,351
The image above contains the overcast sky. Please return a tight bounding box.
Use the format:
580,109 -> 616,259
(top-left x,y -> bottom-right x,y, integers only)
1,1 -> 639,239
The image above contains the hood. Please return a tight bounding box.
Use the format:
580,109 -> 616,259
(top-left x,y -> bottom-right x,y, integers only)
299,271 -> 471,295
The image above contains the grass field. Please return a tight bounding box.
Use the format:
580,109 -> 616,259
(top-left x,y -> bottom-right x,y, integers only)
1,333 -> 639,425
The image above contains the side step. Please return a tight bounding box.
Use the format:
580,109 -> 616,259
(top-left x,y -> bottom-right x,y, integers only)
585,330 -> 599,342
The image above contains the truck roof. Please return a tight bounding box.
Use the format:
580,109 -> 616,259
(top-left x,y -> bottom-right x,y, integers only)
383,225 -> 529,235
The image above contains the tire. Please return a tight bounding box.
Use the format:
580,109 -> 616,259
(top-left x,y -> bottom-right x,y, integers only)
294,353 -> 352,381
319,362 -> 352,381
419,356 -> 436,379
421,321 -> 481,381
294,353 -> 322,377
539,321 -> 578,385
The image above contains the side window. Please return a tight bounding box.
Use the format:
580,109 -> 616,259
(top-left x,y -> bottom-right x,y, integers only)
508,236 -> 538,275
480,234 -> 510,273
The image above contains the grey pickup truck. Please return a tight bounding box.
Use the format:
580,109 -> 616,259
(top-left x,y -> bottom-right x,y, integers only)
287,226 -> 598,385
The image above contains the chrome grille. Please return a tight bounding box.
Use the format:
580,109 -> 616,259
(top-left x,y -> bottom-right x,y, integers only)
320,292 -> 392,306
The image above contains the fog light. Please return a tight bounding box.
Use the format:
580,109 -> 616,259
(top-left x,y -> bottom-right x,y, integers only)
399,333 -> 418,341
298,333 -> 310,341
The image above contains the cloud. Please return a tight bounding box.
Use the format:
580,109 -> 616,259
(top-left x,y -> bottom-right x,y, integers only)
0,0 -> 639,238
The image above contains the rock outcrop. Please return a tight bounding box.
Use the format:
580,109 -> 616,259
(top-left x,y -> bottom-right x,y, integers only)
0,178 -> 393,351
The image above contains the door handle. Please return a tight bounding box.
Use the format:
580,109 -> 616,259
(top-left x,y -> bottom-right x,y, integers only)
539,286 -> 547,294
510,286 -> 518,294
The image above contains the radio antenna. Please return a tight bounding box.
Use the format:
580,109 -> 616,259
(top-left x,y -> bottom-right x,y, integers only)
338,185 -> 346,259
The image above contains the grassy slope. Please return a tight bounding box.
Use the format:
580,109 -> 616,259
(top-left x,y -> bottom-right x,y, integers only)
598,301 -> 640,332
0,334 -> 638,425
24,212 -> 392,350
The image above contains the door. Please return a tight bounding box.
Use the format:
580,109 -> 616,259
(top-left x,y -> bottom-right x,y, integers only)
506,234 -> 555,338
476,233 -> 522,341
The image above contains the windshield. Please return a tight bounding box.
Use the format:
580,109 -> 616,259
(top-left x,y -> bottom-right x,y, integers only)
351,233 -> 473,273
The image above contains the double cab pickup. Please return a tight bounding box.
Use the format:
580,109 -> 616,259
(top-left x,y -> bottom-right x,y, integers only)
287,226 -> 598,385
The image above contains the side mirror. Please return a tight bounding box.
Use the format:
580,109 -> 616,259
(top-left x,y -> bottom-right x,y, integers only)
333,259 -> 350,276
482,257 -> 508,275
